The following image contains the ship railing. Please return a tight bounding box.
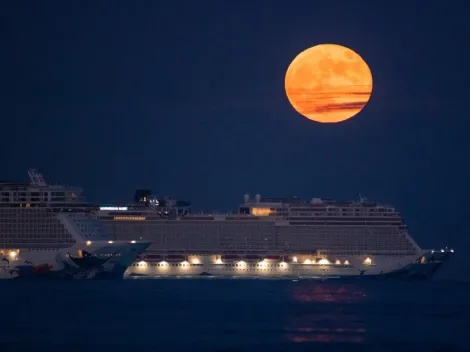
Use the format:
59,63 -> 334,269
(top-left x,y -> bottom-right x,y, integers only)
143,249 -> 419,256
141,249 -> 317,256
183,213 -> 286,220
318,249 -> 418,256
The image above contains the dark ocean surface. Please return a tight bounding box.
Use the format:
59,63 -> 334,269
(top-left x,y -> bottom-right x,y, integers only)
1,279 -> 469,352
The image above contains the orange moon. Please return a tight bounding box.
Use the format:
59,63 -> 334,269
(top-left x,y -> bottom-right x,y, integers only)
285,44 -> 373,123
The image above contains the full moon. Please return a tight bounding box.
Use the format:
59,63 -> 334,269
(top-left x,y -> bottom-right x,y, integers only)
285,44 -> 373,123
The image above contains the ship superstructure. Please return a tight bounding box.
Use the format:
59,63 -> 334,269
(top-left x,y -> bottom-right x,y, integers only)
96,191 -> 453,280
0,170 -> 149,279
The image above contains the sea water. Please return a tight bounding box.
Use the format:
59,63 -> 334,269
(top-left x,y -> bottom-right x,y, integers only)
1,279 -> 469,351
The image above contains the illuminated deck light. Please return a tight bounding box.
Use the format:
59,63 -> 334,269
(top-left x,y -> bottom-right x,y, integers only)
237,261 -> 246,267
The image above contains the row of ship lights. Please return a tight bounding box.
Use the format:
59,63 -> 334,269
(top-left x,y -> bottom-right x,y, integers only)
137,257 -> 356,267
138,248 -> 455,266
85,240 -> 136,245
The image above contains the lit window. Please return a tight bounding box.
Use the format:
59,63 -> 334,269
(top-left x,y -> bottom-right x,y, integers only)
251,208 -> 271,216
114,216 -> 146,221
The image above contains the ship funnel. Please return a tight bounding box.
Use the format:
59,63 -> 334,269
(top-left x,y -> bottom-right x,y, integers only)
255,194 -> 261,203
243,194 -> 249,203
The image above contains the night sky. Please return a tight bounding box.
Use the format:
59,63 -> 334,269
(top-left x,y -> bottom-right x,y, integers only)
2,1 -> 469,278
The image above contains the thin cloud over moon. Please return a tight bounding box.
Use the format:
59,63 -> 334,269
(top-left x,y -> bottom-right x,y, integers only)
285,44 -> 373,123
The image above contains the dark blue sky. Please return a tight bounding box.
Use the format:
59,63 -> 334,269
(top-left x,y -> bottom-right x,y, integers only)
2,1 -> 469,277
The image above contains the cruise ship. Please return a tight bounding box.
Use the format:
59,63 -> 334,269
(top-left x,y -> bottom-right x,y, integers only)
0,170 -> 149,280
96,190 -> 453,280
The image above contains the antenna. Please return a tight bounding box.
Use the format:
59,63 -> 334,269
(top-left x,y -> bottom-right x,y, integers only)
28,169 -> 47,186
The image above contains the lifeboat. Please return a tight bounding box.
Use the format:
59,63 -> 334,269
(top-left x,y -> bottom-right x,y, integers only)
264,255 -> 282,262
243,254 -> 262,262
222,254 -> 241,262
144,254 -> 163,262
164,254 -> 185,262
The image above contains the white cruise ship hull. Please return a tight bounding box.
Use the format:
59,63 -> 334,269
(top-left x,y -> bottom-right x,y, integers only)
124,249 -> 452,281
0,241 -> 149,280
